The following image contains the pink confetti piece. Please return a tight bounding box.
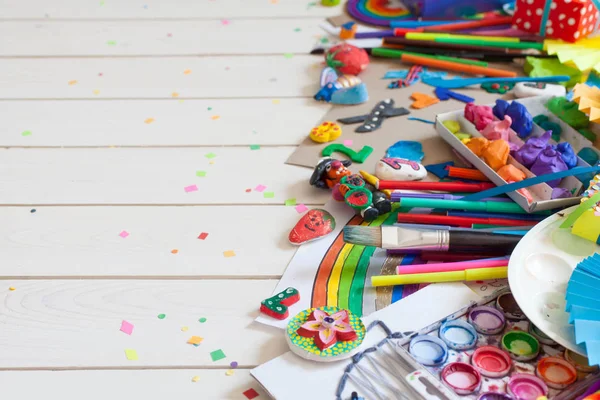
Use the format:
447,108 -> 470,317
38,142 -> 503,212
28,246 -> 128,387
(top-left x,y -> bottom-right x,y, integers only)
295,204 -> 308,213
254,184 -> 267,192
118,230 -> 129,238
184,185 -> 198,193
120,320 -> 134,335
221,19 -> 231,25
343,139 -> 353,146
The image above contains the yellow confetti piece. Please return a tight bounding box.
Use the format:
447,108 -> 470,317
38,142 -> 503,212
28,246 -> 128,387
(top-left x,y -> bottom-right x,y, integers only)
192,376 -> 200,382
211,115 -> 220,120
68,80 -> 78,85
225,369 -> 235,376
144,118 -> 155,124
183,69 -> 192,75
187,336 -> 204,345
124,349 -> 138,360
8,287 -> 15,291
93,90 -> 100,95
223,250 -> 236,258
171,92 -> 179,98
272,99 -> 280,104
181,326 -> 189,332
209,161 -> 215,165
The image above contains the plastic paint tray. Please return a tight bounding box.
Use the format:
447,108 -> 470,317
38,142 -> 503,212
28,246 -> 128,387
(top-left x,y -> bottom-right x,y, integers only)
396,290 -> 600,399
435,95 -> 600,212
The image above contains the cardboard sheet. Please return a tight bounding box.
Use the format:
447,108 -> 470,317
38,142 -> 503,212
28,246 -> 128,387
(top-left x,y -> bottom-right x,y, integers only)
286,61 -> 515,173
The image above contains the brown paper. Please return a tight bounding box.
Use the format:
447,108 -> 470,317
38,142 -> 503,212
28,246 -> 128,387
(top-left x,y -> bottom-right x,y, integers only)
286,60 -> 517,175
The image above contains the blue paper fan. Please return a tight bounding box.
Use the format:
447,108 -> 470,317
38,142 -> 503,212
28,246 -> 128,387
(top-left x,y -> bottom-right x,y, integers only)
566,254 -> 600,366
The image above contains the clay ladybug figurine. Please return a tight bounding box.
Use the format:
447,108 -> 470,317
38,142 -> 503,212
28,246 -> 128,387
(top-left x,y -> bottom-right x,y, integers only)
325,43 -> 369,76
310,158 -> 391,222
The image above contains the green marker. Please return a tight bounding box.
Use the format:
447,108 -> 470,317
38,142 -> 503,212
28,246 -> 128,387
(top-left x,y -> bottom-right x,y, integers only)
435,38 -> 544,51
372,48 -> 488,67
398,197 -> 534,214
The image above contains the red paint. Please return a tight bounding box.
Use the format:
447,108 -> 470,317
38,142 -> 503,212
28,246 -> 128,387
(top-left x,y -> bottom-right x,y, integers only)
472,346 -> 512,378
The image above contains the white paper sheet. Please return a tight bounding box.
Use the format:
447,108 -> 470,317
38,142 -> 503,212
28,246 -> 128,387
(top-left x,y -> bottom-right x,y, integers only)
255,200 -> 355,329
252,283 -> 482,400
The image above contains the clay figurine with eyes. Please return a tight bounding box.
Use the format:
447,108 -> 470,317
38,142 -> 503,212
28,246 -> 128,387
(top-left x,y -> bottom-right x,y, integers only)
310,158 -> 391,222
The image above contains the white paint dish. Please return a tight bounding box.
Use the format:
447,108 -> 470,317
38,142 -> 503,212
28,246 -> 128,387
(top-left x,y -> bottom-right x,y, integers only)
508,205 -> 600,355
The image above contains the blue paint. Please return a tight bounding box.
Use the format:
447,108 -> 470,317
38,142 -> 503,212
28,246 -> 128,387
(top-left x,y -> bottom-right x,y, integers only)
386,141 -> 424,162
439,320 -> 477,350
409,335 -> 448,366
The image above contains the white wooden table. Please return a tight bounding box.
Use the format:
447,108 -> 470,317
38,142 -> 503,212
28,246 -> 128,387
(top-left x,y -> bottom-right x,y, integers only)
0,1 -> 341,397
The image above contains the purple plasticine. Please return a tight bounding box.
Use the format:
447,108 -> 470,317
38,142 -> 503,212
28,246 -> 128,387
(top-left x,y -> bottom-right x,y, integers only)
512,131 -> 552,168
551,187 -> 572,199
530,147 -> 569,187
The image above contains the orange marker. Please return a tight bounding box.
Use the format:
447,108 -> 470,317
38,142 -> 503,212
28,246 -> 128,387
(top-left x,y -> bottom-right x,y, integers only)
401,53 -> 517,78
446,166 -> 490,182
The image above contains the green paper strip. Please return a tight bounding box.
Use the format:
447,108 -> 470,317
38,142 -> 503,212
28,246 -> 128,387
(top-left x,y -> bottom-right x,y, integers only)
560,192 -> 600,229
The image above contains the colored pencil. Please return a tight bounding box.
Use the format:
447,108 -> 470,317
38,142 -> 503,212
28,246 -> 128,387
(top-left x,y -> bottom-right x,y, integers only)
447,166 -> 489,181
372,267 -> 508,286
405,32 -> 520,43
390,192 -> 513,202
447,211 -> 547,221
384,37 -> 520,53
422,17 -> 514,32
419,252 -> 509,262
435,37 -> 545,50
371,48 -> 517,78
397,257 -> 509,274
396,213 -> 538,227
397,198 -> 529,214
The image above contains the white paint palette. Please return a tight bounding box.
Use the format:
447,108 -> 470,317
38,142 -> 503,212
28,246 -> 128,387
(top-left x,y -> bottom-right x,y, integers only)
508,205 -> 600,355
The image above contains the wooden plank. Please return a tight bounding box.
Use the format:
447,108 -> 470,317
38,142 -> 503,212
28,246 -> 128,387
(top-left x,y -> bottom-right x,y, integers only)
0,99 -> 329,146
0,20 -> 324,56
0,206 -> 304,277
0,147 -> 328,205
0,280 -> 287,367
0,0 -> 342,19
0,56 -> 320,99
0,370 -> 268,400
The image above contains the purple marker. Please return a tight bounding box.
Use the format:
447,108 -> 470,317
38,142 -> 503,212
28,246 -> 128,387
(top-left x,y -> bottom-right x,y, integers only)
390,192 -> 513,203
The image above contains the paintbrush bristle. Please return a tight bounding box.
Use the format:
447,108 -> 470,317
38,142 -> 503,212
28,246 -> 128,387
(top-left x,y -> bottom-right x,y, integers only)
343,226 -> 383,247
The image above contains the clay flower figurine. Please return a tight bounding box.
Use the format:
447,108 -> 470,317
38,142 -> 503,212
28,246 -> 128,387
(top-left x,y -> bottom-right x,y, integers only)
296,309 -> 358,350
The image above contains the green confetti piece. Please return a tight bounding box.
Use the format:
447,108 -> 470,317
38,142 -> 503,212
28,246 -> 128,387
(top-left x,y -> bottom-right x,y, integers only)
210,349 -> 226,362
320,37 -> 329,44
283,53 -> 294,59
21,130 -> 32,137
207,107 -> 212,111
107,40 -> 117,46
285,198 -> 297,206
196,170 -> 207,177
157,313 -> 166,319
199,317 -> 207,323
294,28 -> 301,32
249,145 -> 260,150
263,192 -> 275,199
205,152 -> 216,159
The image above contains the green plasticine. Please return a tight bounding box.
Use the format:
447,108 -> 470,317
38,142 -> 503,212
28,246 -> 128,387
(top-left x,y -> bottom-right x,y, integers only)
546,97 -> 590,130
322,144 -> 373,163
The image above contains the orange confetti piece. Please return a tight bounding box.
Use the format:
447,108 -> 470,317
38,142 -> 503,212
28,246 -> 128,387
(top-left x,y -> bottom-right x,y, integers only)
68,80 -> 78,85
9,287 -> 15,291
211,115 -> 220,120
171,249 -> 179,254
144,118 -> 155,124
171,92 -> 179,97
223,250 -> 236,258
183,69 -> 192,75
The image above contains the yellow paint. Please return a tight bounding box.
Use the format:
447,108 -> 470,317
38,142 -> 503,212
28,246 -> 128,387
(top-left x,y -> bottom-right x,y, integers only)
326,242 -> 354,306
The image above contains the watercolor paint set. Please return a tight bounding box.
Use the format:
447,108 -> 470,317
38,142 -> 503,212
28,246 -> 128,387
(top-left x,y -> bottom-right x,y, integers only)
379,290 -> 599,399
435,95 -> 600,212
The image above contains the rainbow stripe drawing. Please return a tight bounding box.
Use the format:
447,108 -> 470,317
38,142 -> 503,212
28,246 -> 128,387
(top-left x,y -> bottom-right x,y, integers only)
255,200 -> 507,330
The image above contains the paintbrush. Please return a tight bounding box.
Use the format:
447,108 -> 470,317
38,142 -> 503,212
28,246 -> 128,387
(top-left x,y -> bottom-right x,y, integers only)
343,226 -> 521,253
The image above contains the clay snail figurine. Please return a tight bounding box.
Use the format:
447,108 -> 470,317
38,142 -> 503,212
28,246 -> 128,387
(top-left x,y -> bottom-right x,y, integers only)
310,158 -> 391,222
